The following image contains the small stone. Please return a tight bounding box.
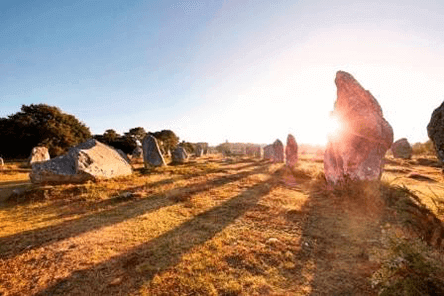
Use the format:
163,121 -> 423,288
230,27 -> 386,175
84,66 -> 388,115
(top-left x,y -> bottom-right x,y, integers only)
391,138 -> 412,159
266,238 -> 279,244
172,147 -> 188,164
29,146 -> 50,166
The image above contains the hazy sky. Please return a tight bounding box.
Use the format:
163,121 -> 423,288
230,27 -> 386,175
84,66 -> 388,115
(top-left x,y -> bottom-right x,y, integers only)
1,0 -> 443,146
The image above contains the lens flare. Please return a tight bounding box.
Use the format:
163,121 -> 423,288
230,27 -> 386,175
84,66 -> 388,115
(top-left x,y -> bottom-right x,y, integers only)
327,113 -> 345,140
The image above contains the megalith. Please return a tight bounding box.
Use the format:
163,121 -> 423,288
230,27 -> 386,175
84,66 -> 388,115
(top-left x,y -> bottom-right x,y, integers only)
142,135 -> 166,167
427,101 -> 444,162
391,138 -> 412,159
285,134 -> 298,167
172,147 -> 188,164
324,71 -> 394,184
30,139 -> 132,183
195,145 -> 204,157
263,145 -> 274,160
29,146 -> 50,166
272,139 -> 284,163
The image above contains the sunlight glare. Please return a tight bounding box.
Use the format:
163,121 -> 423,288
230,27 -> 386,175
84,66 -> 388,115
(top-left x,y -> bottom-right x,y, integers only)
326,113 -> 345,141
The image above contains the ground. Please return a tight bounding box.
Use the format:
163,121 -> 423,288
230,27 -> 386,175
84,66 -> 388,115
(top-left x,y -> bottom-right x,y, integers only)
0,154 -> 443,295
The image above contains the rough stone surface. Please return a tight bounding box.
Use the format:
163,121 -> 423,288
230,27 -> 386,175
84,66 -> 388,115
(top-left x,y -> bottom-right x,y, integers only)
29,146 -> 50,166
427,101 -> 444,162
272,139 -> 284,163
195,145 -> 204,157
30,139 -> 132,183
285,134 -> 298,167
391,138 -> 412,159
142,135 -> 166,167
172,147 -> 188,164
263,145 -> 274,160
0,157 -> 3,169
324,71 -> 394,184
132,146 -> 143,159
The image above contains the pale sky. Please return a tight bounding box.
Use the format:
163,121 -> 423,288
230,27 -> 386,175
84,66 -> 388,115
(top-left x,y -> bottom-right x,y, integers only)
1,0 -> 443,146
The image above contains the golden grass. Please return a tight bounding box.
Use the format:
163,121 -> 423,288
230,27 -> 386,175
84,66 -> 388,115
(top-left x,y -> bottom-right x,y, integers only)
0,154 -> 443,295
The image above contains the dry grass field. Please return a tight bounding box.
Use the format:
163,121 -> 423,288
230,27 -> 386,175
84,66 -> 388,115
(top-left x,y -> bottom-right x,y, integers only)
0,154 -> 443,295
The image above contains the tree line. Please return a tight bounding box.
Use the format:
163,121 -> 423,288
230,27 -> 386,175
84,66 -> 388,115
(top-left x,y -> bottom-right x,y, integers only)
0,104 -> 197,159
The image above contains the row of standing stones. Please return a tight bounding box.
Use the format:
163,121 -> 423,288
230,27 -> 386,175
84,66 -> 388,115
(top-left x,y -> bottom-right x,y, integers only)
27,135 -> 203,183
24,70 -> 444,184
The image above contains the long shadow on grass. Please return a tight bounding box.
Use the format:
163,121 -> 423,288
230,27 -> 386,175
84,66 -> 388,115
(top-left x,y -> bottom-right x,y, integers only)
282,174 -> 384,295
34,168 -> 281,295
0,162 -> 270,260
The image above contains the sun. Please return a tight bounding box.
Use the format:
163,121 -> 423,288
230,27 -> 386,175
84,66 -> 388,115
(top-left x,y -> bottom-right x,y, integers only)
326,113 -> 345,140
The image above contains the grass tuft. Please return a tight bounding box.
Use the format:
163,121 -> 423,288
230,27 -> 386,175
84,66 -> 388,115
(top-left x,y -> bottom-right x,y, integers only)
371,231 -> 444,296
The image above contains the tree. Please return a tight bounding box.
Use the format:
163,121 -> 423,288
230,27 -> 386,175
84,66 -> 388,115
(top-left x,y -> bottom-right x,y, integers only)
151,130 -> 179,153
0,104 -> 91,158
102,129 -> 120,144
124,127 -> 147,144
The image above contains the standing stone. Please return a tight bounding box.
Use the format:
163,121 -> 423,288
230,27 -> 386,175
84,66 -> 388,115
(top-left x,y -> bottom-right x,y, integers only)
391,138 -> 412,159
30,139 -> 132,183
285,134 -> 298,167
324,71 -> 393,184
132,146 -> 143,159
263,145 -> 274,160
195,145 -> 204,157
428,101 -> 444,162
272,139 -> 284,163
172,147 -> 188,164
0,157 -> 3,169
142,135 -> 166,167
29,146 -> 50,166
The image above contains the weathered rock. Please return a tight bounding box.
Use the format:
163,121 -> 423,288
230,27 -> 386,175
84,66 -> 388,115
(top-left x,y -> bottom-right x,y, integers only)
172,147 -> 188,164
427,101 -> 444,162
29,146 -> 50,166
132,146 -> 143,159
30,139 -> 132,183
116,149 -> 131,163
142,135 -> 166,167
324,71 -> 394,184
0,157 -> 3,169
391,138 -> 412,159
285,134 -> 298,167
195,145 -> 204,157
263,145 -> 274,160
272,139 -> 284,163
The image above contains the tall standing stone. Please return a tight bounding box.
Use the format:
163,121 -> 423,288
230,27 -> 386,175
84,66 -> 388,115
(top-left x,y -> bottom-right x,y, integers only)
427,101 -> 444,162
29,146 -> 50,166
195,145 -> 204,157
391,138 -> 412,159
285,134 -> 298,167
263,145 -> 274,160
324,71 -> 393,184
272,139 -> 284,163
142,135 -> 166,167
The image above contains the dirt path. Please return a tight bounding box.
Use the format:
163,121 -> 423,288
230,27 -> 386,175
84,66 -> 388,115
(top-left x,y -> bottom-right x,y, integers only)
0,157 -> 390,295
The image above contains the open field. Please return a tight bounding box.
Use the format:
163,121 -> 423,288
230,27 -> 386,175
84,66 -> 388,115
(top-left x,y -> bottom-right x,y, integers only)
0,155 -> 443,295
